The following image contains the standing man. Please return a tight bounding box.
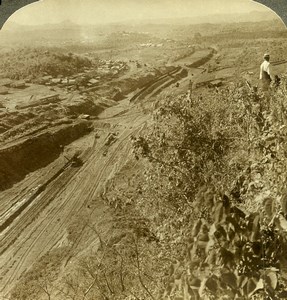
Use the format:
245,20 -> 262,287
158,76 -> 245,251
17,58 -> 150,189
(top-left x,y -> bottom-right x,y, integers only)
260,53 -> 272,96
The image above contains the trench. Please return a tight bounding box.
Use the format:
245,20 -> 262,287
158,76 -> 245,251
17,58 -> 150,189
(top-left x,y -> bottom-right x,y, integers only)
0,120 -> 92,191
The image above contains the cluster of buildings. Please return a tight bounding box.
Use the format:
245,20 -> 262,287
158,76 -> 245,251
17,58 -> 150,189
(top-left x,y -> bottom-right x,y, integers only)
0,59 -> 129,110
31,60 -> 128,91
97,60 -> 128,76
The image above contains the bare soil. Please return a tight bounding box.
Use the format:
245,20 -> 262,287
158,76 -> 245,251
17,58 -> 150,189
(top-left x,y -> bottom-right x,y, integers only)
0,48 -> 228,298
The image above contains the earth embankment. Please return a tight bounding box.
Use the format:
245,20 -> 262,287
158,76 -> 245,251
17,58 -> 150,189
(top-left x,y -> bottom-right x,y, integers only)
0,120 -> 92,190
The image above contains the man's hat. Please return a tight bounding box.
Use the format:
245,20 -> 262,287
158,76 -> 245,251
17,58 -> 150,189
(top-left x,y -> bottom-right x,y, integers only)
264,53 -> 270,58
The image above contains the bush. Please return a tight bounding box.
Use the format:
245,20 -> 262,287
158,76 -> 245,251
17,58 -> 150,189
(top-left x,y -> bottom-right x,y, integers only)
132,80 -> 287,299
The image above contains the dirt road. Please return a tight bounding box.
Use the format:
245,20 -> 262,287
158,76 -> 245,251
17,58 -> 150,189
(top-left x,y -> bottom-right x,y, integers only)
0,48 -> 215,298
0,99 -> 149,297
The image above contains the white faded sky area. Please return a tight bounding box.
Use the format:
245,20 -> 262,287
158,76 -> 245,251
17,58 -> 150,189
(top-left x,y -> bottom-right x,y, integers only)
5,0 -> 271,25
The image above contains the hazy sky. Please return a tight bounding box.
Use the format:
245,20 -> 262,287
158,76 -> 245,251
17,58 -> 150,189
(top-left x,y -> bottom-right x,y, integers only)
4,0 -> 272,26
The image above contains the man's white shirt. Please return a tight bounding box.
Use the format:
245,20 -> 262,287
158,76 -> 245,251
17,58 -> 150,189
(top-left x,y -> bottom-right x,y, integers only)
260,60 -> 271,79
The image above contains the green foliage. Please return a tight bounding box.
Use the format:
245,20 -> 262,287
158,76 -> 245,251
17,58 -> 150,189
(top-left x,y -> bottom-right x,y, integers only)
162,194 -> 287,299
132,89 -> 235,207
132,79 -> 287,299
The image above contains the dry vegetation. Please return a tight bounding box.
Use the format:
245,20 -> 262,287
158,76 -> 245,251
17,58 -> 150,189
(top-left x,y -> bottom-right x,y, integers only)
11,78 -> 287,300
4,20 -> 287,300
0,48 -> 95,80
130,79 -> 287,299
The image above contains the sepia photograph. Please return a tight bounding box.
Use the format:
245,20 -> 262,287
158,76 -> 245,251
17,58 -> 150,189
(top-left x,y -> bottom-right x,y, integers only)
0,0 -> 287,299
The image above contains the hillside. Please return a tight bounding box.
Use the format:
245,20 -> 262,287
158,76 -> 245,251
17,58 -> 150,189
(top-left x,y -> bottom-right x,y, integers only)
1,18 -> 287,300
0,48 -> 95,80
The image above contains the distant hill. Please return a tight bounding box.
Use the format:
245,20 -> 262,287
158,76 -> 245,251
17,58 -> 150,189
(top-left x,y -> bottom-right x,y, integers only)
2,19 -> 81,32
0,10 -> 282,47
127,10 -> 277,26
0,20 -> 84,45
2,10 -> 278,33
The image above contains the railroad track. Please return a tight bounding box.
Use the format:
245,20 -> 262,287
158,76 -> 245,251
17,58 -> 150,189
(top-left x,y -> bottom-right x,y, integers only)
0,48 -> 216,296
129,49 -> 215,103
130,66 -> 183,103
0,114 -> 148,296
